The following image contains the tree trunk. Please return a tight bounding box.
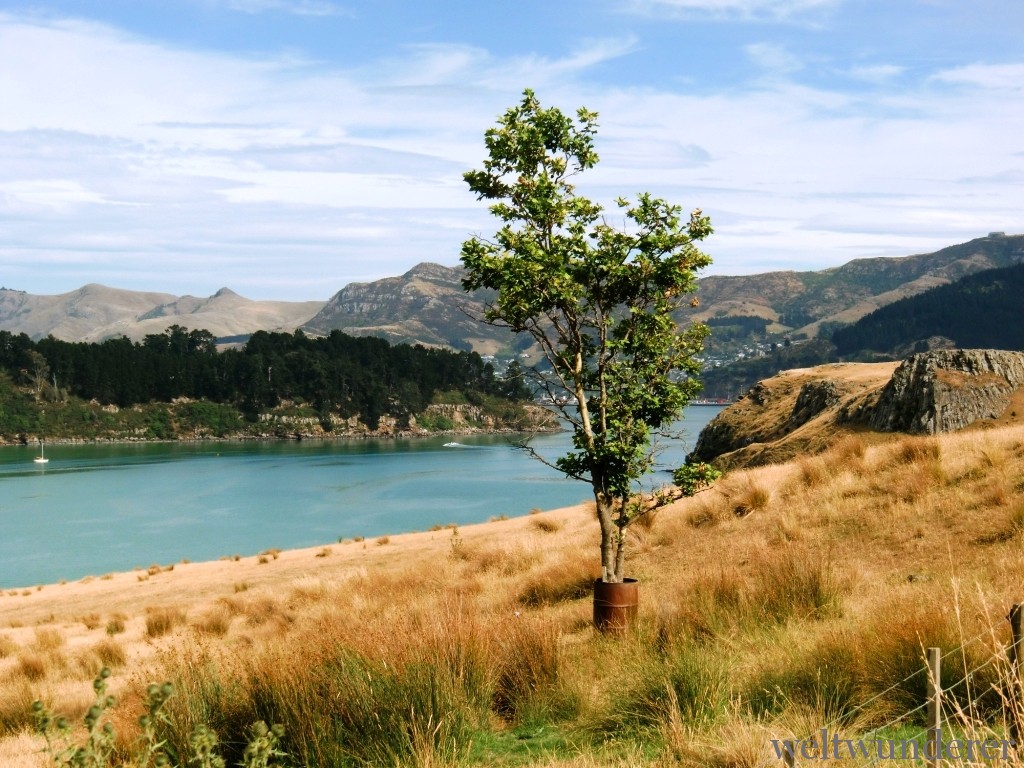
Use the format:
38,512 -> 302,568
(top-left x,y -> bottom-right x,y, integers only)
596,491 -> 621,583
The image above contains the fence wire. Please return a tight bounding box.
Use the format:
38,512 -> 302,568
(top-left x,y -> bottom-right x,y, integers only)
784,627 -> 1020,766
817,623 -> 1007,735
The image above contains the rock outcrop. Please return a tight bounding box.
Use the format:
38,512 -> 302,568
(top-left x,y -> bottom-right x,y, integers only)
688,363 -> 895,466
689,350 -> 1024,469
788,380 -> 841,432
851,349 -> 1024,434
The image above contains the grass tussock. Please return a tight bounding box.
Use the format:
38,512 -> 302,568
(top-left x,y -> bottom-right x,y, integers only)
678,493 -> 731,531
517,560 -> 600,607
288,575 -> 330,603
667,545 -> 844,642
193,605 -> 234,636
744,592 -> 999,728
0,678 -> 35,735
600,629 -> 728,736
32,627 -> 64,653
796,455 -> 830,487
91,637 -> 127,668
145,606 -> 187,638
156,604 -> 499,768
493,617 -> 579,725
726,479 -> 773,518
889,436 -> 942,465
751,546 -> 845,624
662,712 -> 777,768
0,633 -> 16,659
456,544 -> 540,577
16,652 -> 49,681
531,515 -> 563,534
833,434 -> 868,463
241,595 -> 293,631
105,614 -> 126,636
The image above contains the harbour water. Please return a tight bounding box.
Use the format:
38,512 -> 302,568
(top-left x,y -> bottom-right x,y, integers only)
0,406 -> 723,588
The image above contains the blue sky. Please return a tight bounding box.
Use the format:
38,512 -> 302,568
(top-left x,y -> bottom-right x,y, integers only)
1,0 -> 1021,301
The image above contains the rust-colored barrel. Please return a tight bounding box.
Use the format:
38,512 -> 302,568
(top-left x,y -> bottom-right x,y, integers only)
593,578 -> 639,633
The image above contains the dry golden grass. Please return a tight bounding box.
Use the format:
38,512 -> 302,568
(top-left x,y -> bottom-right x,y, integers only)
3,417 -> 1024,765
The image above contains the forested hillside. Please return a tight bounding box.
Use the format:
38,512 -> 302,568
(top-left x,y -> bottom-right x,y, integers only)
832,262 -> 1024,356
0,326 -> 531,441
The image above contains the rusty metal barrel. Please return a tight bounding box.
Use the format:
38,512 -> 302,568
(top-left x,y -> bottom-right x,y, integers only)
593,578 -> 639,633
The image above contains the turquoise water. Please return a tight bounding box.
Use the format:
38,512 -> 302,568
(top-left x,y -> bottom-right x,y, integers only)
0,407 -> 722,588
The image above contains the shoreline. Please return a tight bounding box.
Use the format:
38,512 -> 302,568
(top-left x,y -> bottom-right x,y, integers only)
0,500 -> 595,619
0,424 -> 563,448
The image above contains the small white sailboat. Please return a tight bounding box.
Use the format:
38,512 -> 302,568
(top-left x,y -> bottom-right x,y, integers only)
33,440 -> 49,464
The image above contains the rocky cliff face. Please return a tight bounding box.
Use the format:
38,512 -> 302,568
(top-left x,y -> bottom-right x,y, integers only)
850,349 -> 1024,434
689,350 -> 1024,469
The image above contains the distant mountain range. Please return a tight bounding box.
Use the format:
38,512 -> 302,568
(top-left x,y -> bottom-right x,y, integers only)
2,234 -> 1021,354
0,284 -> 323,343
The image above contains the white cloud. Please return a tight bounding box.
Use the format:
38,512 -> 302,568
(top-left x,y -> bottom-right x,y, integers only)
357,36 -> 638,92
932,63 -> 1024,91
745,42 -> 803,73
0,179 -> 109,210
0,10 -> 1021,300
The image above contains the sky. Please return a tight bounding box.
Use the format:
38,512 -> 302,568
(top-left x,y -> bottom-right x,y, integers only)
0,0 -> 1021,301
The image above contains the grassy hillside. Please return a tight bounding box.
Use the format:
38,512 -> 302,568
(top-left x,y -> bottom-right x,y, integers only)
2,373 -> 1024,765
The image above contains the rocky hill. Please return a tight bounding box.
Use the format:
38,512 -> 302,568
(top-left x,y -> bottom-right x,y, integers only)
302,262 -> 511,353
690,349 -> 1024,469
0,284 -> 324,343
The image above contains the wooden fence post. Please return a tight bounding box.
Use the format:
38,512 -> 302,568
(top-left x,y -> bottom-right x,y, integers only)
926,646 -> 942,768
1010,604 -> 1024,745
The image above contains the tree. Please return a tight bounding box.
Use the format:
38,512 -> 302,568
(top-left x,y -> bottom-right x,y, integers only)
27,350 -> 50,401
461,89 -> 719,584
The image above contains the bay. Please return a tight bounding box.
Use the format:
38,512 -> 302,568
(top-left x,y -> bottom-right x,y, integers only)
0,406 -> 722,588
